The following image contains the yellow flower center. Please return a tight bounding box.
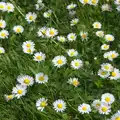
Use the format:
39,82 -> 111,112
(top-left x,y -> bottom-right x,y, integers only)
27,49 -> 31,53
101,71 -> 107,75
7,95 -> 13,99
29,16 -> 33,20
70,52 -> 75,56
17,90 -> 23,94
101,107 -> 108,112
111,72 -> 117,77
24,78 -> 30,84
39,76 -> 44,81
105,97 -> 111,102
57,103 -> 63,108
104,66 -> 109,70
82,34 -> 87,39
40,101 -> 47,107
26,43 -> 31,48
108,37 -> 112,41
104,45 -> 108,49
0,22 -> 3,27
84,0 -> 89,3
95,24 -> 99,28
116,117 -> 120,120
75,62 -> 79,67
111,54 -> 116,58
92,0 -> 97,4
70,35 -> 75,39
82,106 -> 87,111
96,103 -> 100,107
0,5 -> 4,9
0,50 -> 3,53
50,30 -> 55,36
57,59 -> 63,64
16,28 -> 21,33
72,80 -> 79,87
1,33 -> 6,37
7,6 -> 11,10
36,56 -> 42,60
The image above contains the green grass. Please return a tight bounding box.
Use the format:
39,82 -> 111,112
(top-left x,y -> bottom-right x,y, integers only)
1,0 -> 120,120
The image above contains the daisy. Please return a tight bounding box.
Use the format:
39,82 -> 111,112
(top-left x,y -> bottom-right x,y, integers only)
35,72 -> 48,84
33,52 -> 46,62
96,31 -> 104,37
17,75 -> 34,86
22,40 -> 35,49
52,55 -> 67,68
71,59 -> 83,69
0,19 -> 6,29
98,69 -> 110,78
57,36 -> 66,43
92,99 -> 101,110
35,3 -> 44,11
101,44 -> 109,50
105,34 -> 114,42
46,28 -> 58,38
99,103 -> 111,115
43,10 -> 52,18
67,49 -> 78,57
4,94 -> 14,101
101,4 -> 111,12
111,111 -> 120,120
101,63 -> 113,72
80,31 -> 88,40
110,68 -> 120,80
25,12 -> 37,23
66,3 -> 77,10
53,99 -> 66,112
115,0 -> 120,5
79,0 -> 90,5
93,22 -> 102,29
13,25 -> 24,34
90,0 -> 99,6
78,103 -> 91,114
0,47 -> 5,54
6,3 -> 14,12
101,93 -> 115,104
67,33 -> 77,42
0,2 -> 6,11
36,98 -> 48,111
37,26 -> 47,38
12,84 -> 27,99
104,51 -> 119,61
0,30 -> 9,39
70,18 -> 79,26
68,78 -> 80,87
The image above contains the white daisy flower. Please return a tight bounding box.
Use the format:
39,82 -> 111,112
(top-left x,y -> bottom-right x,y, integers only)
101,44 -> 109,50
115,0 -> 120,5
13,25 -> 24,34
46,28 -> 58,38
36,98 -> 48,111
35,3 -> 44,11
6,3 -> 14,12
92,99 -> 101,110
104,51 -> 119,61
17,75 -> 34,86
67,49 -> 78,57
111,111 -> 120,120
37,26 -> 47,38
33,52 -> 46,62
92,22 -> 102,29
0,19 -> 6,29
105,34 -> 114,42
52,55 -> 67,68
0,30 -> 9,39
4,94 -> 14,101
101,4 -> 111,12
25,12 -> 37,23
0,2 -> 6,11
71,59 -> 83,69
53,99 -> 66,112
68,78 -> 80,87
67,33 -> 77,42
98,69 -> 110,78
22,40 -> 35,49
57,36 -> 66,43
79,0 -> 90,5
12,84 -> 27,99
35,72 -> 48,84
0,47 -> 5,54
99,103 -> 111,115
80,31 -> 88,40
43,10 -> 52,18
70,18 -> 79,26
78,103 -> 91,114
90,0 -> 99,6
110,68 -> 120,80
66,3 -> 77,10
101,63 -> 113,72
96,31 -> 104,37
23,47 -> 35,54
101,93 -> 115,104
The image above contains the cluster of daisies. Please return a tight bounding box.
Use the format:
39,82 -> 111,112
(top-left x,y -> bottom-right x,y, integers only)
92,22 -> 120,80
79,0 -> 99,6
